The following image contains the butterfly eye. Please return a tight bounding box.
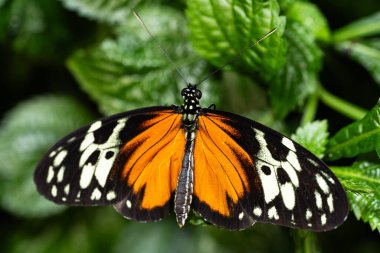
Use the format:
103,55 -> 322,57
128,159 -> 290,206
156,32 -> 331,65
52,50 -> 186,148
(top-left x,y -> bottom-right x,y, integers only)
195,90 -> 202,99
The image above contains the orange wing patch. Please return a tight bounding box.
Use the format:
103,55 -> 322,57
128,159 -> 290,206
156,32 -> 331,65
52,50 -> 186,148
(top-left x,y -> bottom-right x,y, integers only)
194,115 -> 253,217
119,112 -> 185,209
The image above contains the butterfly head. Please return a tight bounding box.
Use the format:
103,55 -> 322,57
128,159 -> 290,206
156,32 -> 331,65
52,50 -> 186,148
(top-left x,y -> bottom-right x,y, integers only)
181,84 -> 202,130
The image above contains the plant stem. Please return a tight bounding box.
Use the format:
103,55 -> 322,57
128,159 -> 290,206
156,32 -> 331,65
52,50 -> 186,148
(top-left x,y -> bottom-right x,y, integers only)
301,92 -> 319,126
319,87 -> 367,120
293,230 -> 320,253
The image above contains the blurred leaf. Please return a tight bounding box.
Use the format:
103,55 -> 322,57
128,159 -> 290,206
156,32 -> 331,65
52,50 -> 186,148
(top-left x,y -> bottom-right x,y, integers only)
291,120 -> 329,159
7,208 -> 124,253
336,39 -> 380,86
269,21 -> 322,118
0,0 -> 69,57
68,6 -> 219,115
286,1 -> 330,42
186,0 -> 287,78
113,221 -> 203,253
332,11 -> 380,42
327,99 -> 380,160
59,0 -> 139,23
332,162 -> 380,232
0,95 -> 95,217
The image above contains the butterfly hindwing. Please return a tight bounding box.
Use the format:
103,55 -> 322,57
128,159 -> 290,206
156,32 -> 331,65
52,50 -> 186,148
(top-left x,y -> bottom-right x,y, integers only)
193,109 -> 348,231
192,113 -> 257,230
113,110 -> 184,222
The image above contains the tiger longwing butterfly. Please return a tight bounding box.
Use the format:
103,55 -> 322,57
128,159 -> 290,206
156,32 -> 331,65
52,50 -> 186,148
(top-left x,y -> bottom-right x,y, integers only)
34,12 -> 349,231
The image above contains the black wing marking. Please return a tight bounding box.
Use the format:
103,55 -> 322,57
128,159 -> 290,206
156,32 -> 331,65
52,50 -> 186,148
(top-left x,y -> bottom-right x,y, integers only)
200,108 -> 349,231
34,106 -> 172,206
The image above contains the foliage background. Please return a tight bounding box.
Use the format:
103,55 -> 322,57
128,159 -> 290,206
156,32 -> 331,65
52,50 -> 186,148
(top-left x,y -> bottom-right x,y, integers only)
1,0 -> 380,252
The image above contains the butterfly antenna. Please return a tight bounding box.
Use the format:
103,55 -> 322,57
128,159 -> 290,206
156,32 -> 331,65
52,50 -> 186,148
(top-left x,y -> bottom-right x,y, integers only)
133,11 -> 189,85
196,28 -> 277,86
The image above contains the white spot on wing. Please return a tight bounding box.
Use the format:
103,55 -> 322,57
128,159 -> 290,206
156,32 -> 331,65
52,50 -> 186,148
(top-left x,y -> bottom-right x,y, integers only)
67,136 -> 76,143
106,191 -> 116,201
89,121 -> 102,132
56,166 -> 65,183
91,187 -> 101,200
80,164 -> 95,189
321,214 -> 327,225
268,206 -> 279,220
327,194 -> 334,213
315,191 -> 322,209
282,137 -> 296,152
49,150 -> 57,158
286,152 -> 302,172
64,184 -> 70,195
47,166 -> 54,183
306,209 -> 312,220
53,150 -> 67,167
253,207 -> 262,216
126,200 -> 132,209
316,174 -> 330,194
94,148 -> 118,187
281,182 -> 295,210
257,161 -> 280,203
51,185 -> 57,197
239,212 -> 244,220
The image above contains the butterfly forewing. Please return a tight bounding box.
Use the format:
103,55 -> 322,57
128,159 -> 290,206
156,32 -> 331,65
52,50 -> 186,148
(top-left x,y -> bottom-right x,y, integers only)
194,109 -> 349,231
34,106 -> 174,207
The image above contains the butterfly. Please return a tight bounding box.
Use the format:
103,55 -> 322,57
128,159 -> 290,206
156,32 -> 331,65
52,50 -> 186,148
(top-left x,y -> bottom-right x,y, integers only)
34,82 -> 349,231
34,14 -> 349,231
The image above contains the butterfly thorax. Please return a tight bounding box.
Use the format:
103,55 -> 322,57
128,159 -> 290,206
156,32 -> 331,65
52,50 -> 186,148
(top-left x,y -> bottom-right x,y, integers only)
180,85 -> 202,132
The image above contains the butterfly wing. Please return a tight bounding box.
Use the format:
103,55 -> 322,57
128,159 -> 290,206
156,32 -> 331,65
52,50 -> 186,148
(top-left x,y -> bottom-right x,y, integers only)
192,109 -> 349,231
34,106 -> 184,222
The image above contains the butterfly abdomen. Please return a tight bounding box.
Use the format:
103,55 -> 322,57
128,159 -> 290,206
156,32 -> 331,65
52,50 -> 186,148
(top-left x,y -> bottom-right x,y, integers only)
174,131 -> 195,227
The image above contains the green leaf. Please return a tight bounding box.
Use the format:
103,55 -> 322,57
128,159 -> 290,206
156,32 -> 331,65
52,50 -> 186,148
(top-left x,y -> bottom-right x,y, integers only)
269,21 -> 322,118
0,0 -> 69,57
332,162 -> 380,232
68,6 -> 219,115
335,39 -> 380,86
59,0 -> 139,23
277,0 -> 297,10
291,120 -> 329,159
0,95 -> 95,217
332,11 -> 380,43
286,1 -> 330,42
327,99 -> 380,160
186,0 -> 287,78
